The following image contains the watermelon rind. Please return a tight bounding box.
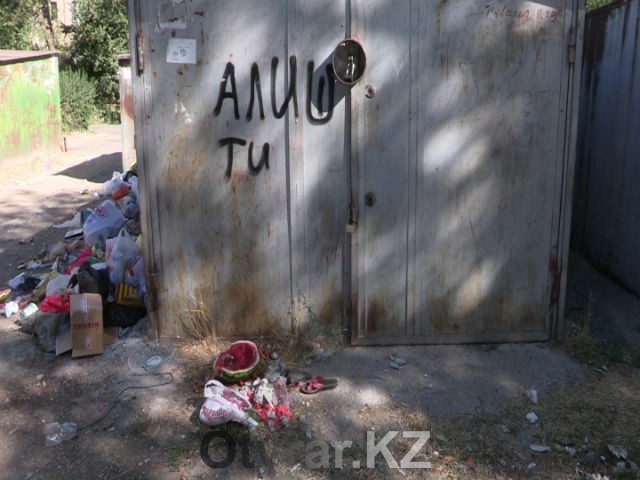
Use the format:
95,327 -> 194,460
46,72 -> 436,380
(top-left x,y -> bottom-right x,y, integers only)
214,340 -> 262,383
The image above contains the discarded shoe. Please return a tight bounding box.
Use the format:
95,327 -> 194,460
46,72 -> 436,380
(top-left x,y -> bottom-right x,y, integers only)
286,370 -> 312,386
300,376 -> 338,394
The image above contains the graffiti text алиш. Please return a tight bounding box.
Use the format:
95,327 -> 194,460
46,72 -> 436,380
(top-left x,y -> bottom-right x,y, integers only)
213,56 -> 335,180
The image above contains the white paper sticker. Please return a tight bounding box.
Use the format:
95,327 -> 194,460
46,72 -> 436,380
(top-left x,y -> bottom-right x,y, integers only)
166,38 -> 196,64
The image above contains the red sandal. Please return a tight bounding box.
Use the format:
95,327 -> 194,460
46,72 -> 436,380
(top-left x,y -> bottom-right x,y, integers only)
300,376 -> 338,394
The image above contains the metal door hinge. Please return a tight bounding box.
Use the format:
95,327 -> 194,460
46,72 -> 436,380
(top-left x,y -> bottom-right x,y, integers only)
549,256 -> 561,309
567,27 -> 577,66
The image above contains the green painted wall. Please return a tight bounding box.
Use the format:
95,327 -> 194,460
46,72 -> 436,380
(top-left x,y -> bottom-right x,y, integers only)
0,55 -> 62,160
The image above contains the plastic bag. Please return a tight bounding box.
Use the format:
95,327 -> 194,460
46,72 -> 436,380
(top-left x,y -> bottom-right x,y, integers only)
82,200 -> 126,247
125,255 -> 146,299
2,301 -> 19,318
119,194 -> 139,219
46,274 -> 72,296
64,246 -> 93,274
39,293 -> 71,313
199,379 -> 259,429
33,312 -> 69,352
128,175 -> 139,200
107,228 -> 140,284
102,171 -> 126,197
44,422 -> 77,446
8,272 -> 26,289
69,263 -> 110,301
112,185 -> 130,201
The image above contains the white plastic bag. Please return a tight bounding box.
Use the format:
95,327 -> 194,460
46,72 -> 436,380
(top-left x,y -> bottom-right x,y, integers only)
128,175 -> 139,200
45,274 -> 72,296
83,200 -> 126,247
8,272 -> 26,289
107,228 -> 140,284
199,380 -> 258,428
125,255 -> 146,299
2,301 -> 19,318
102,171 -> 125,197
44,422 -> 77,446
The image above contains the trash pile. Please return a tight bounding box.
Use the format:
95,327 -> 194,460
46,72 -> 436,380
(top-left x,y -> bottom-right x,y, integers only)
198,340 -> 338,432
0,169 -> 147,356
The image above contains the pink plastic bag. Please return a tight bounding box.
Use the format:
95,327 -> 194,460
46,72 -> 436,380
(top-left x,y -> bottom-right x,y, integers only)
199,380 -> 258,428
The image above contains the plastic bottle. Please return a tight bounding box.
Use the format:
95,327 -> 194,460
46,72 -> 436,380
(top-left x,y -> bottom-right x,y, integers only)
44,422 -> 77,446
19,303 -> 39,320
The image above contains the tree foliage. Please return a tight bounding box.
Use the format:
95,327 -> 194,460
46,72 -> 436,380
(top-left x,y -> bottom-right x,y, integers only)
586,0 -> 615,11
65,0 -> 129,122
0,0 -> 55,50
60,69 -> 96,131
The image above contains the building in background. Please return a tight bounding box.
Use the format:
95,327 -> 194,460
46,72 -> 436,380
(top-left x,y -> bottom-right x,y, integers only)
51,0 -> 75,28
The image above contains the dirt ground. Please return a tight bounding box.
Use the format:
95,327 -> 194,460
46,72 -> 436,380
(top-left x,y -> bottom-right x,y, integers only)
0,128 -> 639,480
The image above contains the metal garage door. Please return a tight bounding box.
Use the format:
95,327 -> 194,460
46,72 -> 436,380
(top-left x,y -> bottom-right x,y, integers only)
128,0 -> 582,344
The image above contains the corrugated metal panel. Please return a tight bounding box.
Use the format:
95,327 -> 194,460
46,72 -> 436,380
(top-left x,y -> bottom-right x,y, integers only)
0,51 -> 61,161
129,0 -> 582,343
573,0 -> 640,295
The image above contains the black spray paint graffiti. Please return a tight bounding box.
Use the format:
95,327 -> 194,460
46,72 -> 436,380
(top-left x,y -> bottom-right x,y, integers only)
307,62 -> 335,125
218,137 -> 270,180
213,55 -> 336,180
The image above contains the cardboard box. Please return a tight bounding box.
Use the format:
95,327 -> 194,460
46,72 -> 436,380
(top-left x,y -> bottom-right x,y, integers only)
56,324 -> 117,356
70,293 -> 103,357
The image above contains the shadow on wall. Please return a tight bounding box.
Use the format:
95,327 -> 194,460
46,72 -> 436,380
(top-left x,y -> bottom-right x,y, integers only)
134,0 -> 574,343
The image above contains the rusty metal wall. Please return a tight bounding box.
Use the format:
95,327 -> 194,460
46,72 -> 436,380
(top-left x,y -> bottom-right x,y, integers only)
129,0 -> 582,343
0,51 -> 61,162
573,0 -> 640,295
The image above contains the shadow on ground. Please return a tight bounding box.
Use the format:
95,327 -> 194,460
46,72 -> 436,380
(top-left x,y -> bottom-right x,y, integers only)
54,152 -> 123,183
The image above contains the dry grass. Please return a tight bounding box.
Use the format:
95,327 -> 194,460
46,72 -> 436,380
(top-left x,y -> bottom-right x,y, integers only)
179,293 -> 219,343
427,365 -> 640,479
566,290 -> 640,368
177,290 -> 345,376
566,292 -> 602,363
